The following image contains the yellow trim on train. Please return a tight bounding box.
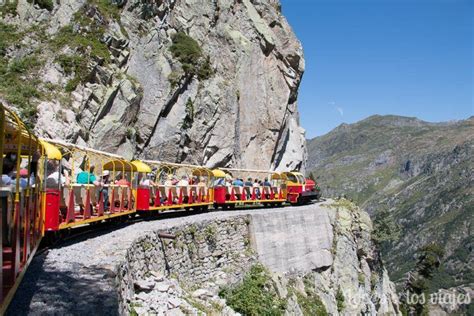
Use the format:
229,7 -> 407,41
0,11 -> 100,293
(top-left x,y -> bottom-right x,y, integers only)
57,210 -> 136,230
131,160 -> 152,173
148,202 -> 213,211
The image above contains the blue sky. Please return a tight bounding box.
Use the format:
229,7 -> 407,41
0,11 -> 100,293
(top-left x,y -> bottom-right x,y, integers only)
281,0 -> 473,138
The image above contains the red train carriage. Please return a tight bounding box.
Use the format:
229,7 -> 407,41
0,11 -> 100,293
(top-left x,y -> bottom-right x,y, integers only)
42,140 -> 139,232
212,168 -> 287,209
0,104 -> 59,312
136,161 -> 214,213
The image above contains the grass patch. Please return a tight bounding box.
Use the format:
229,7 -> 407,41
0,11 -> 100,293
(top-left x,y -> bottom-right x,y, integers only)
0,0 -> 18,16
219,264 -> 286,315
336,287 -> 345,312
0,55 -> 43,126
55,54 -> 90,92
0,23 -> 20,56
51,24 -> 110,63
89,0 -> 122,21
295,291 -> 328,316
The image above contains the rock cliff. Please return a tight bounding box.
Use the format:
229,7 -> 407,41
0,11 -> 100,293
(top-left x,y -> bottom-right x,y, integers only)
0,0 -> 306,170
117,200 -> 400,315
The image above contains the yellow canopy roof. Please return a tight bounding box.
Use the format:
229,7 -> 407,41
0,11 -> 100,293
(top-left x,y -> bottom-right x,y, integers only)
40,140 -> 62,160
212,169 -> 227,178
131,160 -> 152,173
103,160 -> 136,172
271,173 -> 287,180
192,168 -> 212,176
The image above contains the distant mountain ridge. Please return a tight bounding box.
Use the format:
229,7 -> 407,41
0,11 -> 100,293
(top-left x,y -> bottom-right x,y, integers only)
307,115 -> 473,292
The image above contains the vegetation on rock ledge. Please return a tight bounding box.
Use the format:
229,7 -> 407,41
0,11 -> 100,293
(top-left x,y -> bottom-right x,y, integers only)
219,264 -> 287,315
169,32 -> 214,85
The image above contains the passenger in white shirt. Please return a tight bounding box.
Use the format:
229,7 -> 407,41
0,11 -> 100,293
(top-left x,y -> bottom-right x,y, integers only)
177,176 -> 189,186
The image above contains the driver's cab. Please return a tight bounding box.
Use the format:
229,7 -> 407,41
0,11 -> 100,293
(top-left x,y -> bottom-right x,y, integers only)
282,172 -> 306,185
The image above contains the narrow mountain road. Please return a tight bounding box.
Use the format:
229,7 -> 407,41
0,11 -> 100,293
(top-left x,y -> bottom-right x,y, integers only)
7,202 -> 331,315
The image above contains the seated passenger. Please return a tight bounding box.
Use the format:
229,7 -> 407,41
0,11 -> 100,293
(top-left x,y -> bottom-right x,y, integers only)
46,161 -> 70,188
164,174 -> 173,186
244,177 -> 253,198
1,154 -> 16,186
115,174 -> 131,186
177,176 -> 189,186
232,178 -> 244,187
263,178 -> 272,187
171,176 -> 179,186
225,175 -> 232,187
19,169 -> 30,189
77,165 -> 100,185
213,177 -> 225,186
198,177 -> 206,187
139,173 -> 156,187
253,179 -> 261,198
244,178 -> 253,187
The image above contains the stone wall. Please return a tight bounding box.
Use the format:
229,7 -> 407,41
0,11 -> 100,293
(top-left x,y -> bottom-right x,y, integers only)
116,216 -> 256,315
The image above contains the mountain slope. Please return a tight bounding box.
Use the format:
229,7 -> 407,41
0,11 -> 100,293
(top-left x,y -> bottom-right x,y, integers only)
307,115 -> 473,290
0,0 -> 306,170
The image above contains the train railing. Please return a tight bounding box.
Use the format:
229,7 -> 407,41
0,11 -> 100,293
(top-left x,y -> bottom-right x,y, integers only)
45,184 -> 134,231
227,186 -> 284,201
149,185 -> 210,207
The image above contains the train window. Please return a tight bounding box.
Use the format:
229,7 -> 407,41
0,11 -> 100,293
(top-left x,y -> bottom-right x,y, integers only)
297,175 -> 305,184
286,174 -> 298,183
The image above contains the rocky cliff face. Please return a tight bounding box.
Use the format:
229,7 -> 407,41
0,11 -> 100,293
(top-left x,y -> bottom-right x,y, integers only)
0,0 -> 306,170
307,115 -> 474,293
117,201 -> 400,315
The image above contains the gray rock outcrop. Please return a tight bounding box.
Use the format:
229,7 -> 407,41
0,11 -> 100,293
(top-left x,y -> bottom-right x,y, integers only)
1,0 -> 307,170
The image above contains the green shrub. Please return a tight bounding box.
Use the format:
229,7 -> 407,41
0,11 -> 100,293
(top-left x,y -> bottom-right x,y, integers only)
219,264 -> 286,315
181,98 -> 194,130
169,32 -> 213,82
89,0 -> 122,21
55,54 -> 91,92
0,23 -> 20,56
56,54 -> 86,75
197,55 -> 213,80
170,32 -> 202,68
27,0 -> 54,11
168,70 -> 182,88
295,291 -> 328,316
0,55 -> 43,126
52,24 -> 110,63
0,0 -> 18,16
336,288 -> 345,312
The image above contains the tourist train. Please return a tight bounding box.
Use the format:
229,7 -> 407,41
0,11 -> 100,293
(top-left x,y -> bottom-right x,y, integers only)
0,102 -> 321,312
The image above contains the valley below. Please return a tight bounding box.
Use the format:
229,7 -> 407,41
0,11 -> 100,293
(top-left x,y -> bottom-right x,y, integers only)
307,115 -> 473,314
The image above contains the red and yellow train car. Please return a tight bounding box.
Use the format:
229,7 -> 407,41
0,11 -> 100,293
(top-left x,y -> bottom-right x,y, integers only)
136,161 -> 214,212
41,140 -> 139,232
0,103 -> 62,313
212,168 -> 288,209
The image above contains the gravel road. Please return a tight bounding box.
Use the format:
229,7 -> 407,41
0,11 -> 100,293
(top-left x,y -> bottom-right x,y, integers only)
7,202 -> 330,315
